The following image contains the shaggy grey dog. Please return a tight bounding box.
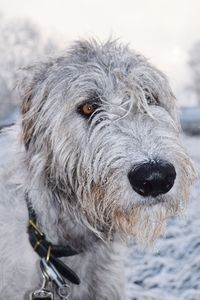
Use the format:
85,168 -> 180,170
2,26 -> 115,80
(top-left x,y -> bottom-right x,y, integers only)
0,39 -> 196,300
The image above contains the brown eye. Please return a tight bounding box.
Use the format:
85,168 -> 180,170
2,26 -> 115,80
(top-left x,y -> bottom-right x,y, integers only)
77,102 -> 99,118
82,103 -> 95,115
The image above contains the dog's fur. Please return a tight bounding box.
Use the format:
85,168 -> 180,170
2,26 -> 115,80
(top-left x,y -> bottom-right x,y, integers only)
0,39 -> 196,300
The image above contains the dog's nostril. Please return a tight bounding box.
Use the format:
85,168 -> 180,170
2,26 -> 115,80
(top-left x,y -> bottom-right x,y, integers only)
128,160 -> 176,198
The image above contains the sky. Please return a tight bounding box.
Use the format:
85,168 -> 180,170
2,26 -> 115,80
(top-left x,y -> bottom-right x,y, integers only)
0,0 -> 200,105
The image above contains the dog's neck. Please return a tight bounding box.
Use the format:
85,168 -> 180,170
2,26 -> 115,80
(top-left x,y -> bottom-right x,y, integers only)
26,183 -> 101,253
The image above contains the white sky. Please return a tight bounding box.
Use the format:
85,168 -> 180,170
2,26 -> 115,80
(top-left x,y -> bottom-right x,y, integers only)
0,0 -> 200,105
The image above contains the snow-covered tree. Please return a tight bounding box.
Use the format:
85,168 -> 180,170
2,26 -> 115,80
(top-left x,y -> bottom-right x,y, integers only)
0,14 -> 57,121
189,41 -> 200,105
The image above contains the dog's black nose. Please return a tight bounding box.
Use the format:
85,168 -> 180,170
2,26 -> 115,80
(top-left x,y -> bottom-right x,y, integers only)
128,160 -> 176,197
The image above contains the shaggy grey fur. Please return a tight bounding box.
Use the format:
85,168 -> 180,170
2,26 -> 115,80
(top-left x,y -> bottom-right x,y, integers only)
0,39 -> 196,300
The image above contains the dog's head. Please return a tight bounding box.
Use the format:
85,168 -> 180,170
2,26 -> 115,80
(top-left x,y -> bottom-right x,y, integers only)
19,39 -> 196,245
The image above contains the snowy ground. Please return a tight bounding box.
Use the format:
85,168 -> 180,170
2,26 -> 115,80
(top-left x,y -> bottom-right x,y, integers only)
127,135 -> 200,300
0,131 -> 199,300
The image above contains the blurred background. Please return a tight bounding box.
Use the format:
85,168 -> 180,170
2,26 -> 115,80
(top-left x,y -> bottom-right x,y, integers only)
0,1 -> 199,299
0,0 -> 200,128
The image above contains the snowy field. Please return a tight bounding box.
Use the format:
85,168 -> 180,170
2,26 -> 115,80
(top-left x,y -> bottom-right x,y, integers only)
127,135 -> 200,300
0,131 -> 199,300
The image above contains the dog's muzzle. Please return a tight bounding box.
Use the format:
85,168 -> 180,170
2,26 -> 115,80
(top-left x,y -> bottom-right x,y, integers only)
128,160 -> 176,197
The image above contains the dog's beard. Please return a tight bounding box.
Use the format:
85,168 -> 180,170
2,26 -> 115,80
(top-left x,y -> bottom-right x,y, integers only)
112,205 -> 167,246
82,195 -> 184,247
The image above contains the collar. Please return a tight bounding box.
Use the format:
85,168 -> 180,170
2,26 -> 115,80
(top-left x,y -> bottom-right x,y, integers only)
25,191 -> 80,285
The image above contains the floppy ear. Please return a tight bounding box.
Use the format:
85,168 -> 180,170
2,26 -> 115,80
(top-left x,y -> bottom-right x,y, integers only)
18,63 -> 51,150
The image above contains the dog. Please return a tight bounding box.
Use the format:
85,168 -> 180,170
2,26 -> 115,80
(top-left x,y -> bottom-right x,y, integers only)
0,39 -> 196,299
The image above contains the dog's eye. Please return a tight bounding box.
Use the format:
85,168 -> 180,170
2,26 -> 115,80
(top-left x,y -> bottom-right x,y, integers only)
77,102 -> 98,118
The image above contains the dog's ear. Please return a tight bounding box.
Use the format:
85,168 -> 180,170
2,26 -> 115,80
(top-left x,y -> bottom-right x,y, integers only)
18,63 -> 50,150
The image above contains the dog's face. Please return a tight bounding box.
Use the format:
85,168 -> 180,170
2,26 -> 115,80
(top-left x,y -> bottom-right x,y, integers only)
20,40 -> 196,244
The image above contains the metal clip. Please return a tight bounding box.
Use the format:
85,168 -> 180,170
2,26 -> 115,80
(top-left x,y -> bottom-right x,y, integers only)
29,263 -> 54,299
41,258 -> 71,299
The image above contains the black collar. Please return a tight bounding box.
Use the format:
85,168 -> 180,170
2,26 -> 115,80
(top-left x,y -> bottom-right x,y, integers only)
25,192 -> 80,285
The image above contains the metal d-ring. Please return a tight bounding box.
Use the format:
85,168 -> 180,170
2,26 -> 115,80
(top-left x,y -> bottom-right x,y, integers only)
57,284 -> 71,299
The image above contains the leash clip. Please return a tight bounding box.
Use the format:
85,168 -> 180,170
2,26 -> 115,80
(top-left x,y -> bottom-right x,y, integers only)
41,258 -> 71,299
29,261 -> 54,299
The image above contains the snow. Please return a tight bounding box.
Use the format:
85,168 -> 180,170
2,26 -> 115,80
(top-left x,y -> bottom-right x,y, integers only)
0,130 -> 14,162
